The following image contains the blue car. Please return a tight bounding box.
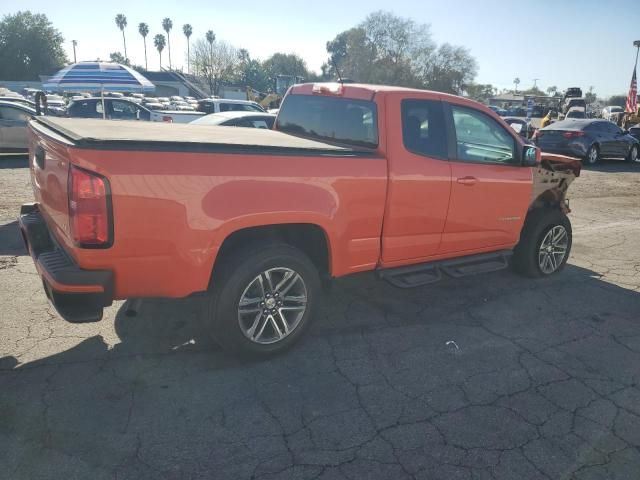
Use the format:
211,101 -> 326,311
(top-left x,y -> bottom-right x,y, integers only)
535,119 -> 639,165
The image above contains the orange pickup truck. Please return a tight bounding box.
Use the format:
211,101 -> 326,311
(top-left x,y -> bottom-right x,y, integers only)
20,83 -> 580,356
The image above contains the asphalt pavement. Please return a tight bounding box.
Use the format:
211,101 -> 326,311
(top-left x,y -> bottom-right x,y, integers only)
1,155 -> 639,479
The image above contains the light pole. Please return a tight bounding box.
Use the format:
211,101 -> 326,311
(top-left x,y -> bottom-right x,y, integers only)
533,78 -> 540,89
72,40 -> 77,63
634,40 -> 640,70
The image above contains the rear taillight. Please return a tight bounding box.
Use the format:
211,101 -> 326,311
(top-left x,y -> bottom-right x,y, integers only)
562,131 -> 585,139
162,116 -> 173,123
68,165 -> 112,247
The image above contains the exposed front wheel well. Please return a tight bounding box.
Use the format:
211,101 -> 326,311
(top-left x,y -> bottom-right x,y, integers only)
210,224 -> 330,287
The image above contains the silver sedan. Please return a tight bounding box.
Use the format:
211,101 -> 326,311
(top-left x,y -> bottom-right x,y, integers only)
0,101 -> 36,153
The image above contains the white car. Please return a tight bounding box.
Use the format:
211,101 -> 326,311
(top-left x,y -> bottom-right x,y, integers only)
602,106 -> 623,121
196,98 -> 266,114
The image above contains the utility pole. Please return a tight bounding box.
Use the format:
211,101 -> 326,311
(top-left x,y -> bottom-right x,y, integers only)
533,78 -> 540,89
72,40 -> 77,63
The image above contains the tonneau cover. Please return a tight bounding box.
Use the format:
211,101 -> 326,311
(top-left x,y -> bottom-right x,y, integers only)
31,117 -> 363,155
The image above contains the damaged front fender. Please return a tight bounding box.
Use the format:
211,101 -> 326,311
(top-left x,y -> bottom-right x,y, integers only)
531,153 -> 581,212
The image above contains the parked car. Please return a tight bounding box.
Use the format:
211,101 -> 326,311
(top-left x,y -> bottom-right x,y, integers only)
197,98 -> 266,114
628,124 -> 640,142
21,82 -> 581,357
0,101 -> 36,152
535,119 -> 639,165
66,97 -> 204,123
506,107 -> 526,117
565,108 -> 586,119
502,117 -> 534,139
562,97 -> 586,114
602,106 -> 624,121
45,95 -> 67,116
0,96 -> 35,108
191,111 -> 276,129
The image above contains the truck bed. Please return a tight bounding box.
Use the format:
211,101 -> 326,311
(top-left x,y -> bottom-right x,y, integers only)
31,117 -> 363,156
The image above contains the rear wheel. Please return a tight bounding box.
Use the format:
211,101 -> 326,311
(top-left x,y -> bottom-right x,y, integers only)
512,208 -> 572,278
585,145 -> 599,165
626,144 -> 638,163
205,244 -> 321,357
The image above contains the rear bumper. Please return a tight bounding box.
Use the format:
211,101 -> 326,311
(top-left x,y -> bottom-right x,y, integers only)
18,203 -> 113,323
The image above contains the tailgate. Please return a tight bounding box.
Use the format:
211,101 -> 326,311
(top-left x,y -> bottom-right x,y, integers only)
28,120 -> 73,246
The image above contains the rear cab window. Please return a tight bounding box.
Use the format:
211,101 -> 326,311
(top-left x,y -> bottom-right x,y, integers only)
276,94 -> 378,149
401,99 -> 447,158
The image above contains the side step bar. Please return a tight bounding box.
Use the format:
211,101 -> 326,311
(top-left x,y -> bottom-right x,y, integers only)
378,250 -> 512,288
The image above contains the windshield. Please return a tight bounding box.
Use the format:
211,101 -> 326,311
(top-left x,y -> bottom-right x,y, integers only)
276,94 -> 378,148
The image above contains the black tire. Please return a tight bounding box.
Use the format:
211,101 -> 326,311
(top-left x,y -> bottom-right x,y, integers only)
512,208 -> 572,278
626,144 -> 639,163
584,144 -> 599,166
205,243 -> 321,357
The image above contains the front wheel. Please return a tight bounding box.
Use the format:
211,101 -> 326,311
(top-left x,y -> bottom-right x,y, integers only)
205,244 -> 321,357
512,208 -> 572,278
626,144 -> 638,163
585,145 -> 600,165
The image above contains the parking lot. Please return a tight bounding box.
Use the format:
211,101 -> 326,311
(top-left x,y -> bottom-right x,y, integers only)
1,156 -> 639,479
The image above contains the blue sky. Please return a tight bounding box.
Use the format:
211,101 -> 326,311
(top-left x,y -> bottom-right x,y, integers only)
3,0 -> 639,97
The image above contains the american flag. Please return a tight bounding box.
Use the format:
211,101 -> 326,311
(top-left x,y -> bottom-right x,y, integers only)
625,67 -> 637,113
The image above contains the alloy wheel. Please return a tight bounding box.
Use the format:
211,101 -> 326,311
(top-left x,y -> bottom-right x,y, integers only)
538,225 -> 569,274
237,267 -> 308,345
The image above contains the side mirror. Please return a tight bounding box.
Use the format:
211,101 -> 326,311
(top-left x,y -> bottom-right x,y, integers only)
522,145 -> 539,167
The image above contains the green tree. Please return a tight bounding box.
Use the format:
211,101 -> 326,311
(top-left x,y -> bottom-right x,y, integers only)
421,43 -> 477,94
162,18 -> 173,69
154,34 -> 165,69
138,23 -> 149,70
546,85 -> 557,97
465,83 -> 496,104
0,11 -> 68,80
607,95 -> 627,108
183,24 -> 193,73
235,49 -> 269,92
262,53 -> 310,90
585,86 -> 597,105
521,86 -> 545,96
115,14 -> 127,60
109,51 -> 129,65
324,11 -> 476,93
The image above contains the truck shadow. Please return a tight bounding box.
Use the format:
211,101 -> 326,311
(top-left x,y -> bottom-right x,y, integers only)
0,154 -> 28,169
583,160 -> 640,173
1,264 -> 639,477
0,221 -> 26,256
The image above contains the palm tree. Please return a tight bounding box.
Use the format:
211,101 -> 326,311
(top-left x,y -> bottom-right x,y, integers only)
513,77 -> 520,94
138,23 -> 149,70
162,18 -> 173,69
183,24 -> 193,73
154,34 -> 166,69
205,30 -> 216,72
115,14 -> 128,61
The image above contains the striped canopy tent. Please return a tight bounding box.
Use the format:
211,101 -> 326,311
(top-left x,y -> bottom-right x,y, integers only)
43,62 -> 155,118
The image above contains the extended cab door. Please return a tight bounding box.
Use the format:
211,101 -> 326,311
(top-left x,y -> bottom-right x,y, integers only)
381,95 -> 452,264
438,102 -> 532,254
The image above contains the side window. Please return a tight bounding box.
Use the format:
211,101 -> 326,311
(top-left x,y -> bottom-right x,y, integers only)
250,119 -> 269,129
111,101 -> 138,119
451,105 -> 516,164
219,103 -> 231,112
0,106 -> 31,122
401,99 -> 447,159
